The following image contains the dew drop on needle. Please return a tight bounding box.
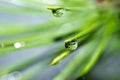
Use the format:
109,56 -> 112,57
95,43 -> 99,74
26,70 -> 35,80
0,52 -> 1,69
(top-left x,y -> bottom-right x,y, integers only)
65,39 -> 78,50
14,41 -> 25,48
52,8 -> 65,17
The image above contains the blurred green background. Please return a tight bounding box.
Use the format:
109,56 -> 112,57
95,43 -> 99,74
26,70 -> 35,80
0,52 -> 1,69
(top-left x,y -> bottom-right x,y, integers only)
0,0 -> 120,80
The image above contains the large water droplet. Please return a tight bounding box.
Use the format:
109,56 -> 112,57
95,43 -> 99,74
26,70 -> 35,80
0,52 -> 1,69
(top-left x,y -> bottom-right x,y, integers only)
52,8 -> 65,17
65,39 -> 78,50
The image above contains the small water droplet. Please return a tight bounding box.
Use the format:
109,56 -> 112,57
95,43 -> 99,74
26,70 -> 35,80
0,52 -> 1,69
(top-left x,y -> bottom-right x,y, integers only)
65,39 -> 78,50
52,8 -> 65,17
14,41 -> 25,48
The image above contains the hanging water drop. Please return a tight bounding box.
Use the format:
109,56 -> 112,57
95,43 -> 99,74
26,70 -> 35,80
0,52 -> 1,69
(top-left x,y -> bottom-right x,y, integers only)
52,8 -> 65,17
65,39 -> 78,50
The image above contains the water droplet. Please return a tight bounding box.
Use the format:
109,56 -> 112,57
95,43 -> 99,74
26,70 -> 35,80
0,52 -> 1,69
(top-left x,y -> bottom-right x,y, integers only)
0,71 -> 22,80
14,41 -> 25,48
65,39 -> 78,50
52,8 -> 65,17
10,71 -> 22,80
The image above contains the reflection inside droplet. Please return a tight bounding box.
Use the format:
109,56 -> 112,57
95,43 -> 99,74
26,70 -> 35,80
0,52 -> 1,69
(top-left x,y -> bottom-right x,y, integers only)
52,8 -> 65,17
14,42 -> 25,48
65,39 -> 78,50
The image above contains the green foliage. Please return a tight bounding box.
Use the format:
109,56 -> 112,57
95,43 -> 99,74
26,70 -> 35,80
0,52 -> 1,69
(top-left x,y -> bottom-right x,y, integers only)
0,0 -> 120,80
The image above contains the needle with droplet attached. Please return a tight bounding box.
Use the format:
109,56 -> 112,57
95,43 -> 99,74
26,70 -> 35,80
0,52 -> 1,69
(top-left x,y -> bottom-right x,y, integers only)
64,13 -> 100,50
